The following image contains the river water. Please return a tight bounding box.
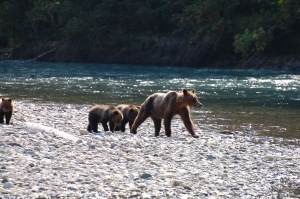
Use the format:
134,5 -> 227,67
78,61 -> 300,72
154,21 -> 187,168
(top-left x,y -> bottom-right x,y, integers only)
0,60 -> 299,139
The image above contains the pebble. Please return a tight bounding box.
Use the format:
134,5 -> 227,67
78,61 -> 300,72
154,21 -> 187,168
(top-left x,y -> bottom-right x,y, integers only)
0,101 -> 299,198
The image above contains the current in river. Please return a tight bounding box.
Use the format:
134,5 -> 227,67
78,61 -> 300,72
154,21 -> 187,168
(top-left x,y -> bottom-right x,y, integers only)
0,60 -> 299,139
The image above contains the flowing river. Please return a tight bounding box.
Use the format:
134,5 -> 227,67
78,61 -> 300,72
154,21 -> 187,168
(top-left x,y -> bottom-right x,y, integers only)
0,60 -> 299,139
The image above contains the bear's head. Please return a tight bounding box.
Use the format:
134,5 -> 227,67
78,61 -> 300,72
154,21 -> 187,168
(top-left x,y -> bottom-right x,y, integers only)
128,106 -> 140,122
111,110 -> 123,127
182,89 -> 202,108
1,98 -> 13,112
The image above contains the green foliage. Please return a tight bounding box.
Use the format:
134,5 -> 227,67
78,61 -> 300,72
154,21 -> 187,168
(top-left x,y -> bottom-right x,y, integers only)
0,0 -> 300,58
176,0 -> 300,56
234,28 -> 273,56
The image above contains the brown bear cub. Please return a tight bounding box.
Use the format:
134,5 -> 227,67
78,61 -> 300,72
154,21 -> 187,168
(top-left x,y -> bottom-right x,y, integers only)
131,89 -> 202,138
87,105 -> 123,133
0,98 -> 14,125
111,104 -> 140,132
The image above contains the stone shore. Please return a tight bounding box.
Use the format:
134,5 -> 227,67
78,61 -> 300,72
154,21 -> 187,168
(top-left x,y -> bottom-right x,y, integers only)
0,101 -> 299,198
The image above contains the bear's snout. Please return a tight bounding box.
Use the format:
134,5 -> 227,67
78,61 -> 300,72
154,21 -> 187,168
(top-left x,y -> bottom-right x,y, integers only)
195,101 -> 202,108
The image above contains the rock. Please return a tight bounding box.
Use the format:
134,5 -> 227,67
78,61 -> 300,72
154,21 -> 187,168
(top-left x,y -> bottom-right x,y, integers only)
173,180 -> 184,186
182,185 -> 193,190
111,143 -> 118,149
7,142 -> 22,147
128,193 -> 141,198
141,193 -> 151,199
207,155 -> 216,160
3,182 -> 13,188
2,177 -> 9,183
79,129 -> 89,135
76,139 -> 83,144
137,183 -> 147,188
219,130 -> 234,135
125,157 -> 135,161
140,173 -> 152,179
265,155 -> 274,161
5,131 -> 15,135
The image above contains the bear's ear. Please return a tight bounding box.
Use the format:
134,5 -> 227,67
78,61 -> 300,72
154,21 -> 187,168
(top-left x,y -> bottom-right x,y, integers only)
182,88 -> 188,95
129,108 -> 134,113
8,98 -> 12,102
191,89 -> 196,94
2,98 -> 4,101
136,106 -> 141,109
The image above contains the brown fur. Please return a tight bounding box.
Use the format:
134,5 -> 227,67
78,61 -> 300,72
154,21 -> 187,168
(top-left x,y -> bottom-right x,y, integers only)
111,104 -> 140,132
131,89 -> 202,138
87,105 -> 123,132
0,98 -> 14,125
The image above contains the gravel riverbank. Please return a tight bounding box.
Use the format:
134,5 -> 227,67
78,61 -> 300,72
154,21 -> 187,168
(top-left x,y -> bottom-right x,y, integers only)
0,101 -> 299,198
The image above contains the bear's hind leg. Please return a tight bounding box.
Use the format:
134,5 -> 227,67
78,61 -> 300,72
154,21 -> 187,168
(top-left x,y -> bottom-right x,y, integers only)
102,122 -> 109,131
91,122 -> 99,132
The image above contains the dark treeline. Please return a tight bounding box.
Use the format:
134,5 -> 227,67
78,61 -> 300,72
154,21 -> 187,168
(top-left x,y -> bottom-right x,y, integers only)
1,0 -> 300,68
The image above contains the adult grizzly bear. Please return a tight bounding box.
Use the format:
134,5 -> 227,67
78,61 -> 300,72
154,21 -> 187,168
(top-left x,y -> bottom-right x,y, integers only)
87,105 -> 123,133
0,98 -> 14,125
131,89 -> 202,138
111,104 -> 140,132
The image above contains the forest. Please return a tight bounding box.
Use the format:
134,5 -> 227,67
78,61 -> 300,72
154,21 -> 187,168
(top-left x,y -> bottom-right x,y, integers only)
1,0 -> 300,68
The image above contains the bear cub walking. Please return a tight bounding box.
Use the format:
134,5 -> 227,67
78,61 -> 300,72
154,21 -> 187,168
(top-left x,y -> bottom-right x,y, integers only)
87,105 -> 123,132
0,98 -> 14,125
131,89 -> 202,138
111,104 -> 140,132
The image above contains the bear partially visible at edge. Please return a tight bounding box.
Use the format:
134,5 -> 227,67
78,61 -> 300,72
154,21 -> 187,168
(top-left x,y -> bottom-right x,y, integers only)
131,89 -> 202,138
0,98 -> 14,125
87,105 -> 123,133
112,104 -> 140,132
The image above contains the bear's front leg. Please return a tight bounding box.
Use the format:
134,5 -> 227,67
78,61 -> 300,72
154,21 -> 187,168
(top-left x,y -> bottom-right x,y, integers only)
179,108 -> 199,138
0,112 -> 4,124
109,121 -> 117,131
5,112 -> 12,125
128,121 -> 134,132
152,118 -> 162,136
120,119 -> 128,132
131,109 -> 150,134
